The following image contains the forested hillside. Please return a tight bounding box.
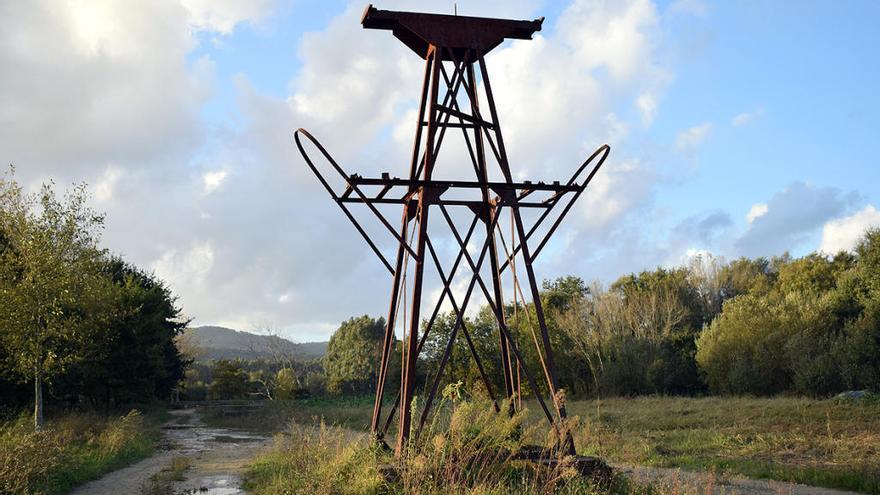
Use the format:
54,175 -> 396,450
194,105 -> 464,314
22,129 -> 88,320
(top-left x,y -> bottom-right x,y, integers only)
186,326 -> 327,361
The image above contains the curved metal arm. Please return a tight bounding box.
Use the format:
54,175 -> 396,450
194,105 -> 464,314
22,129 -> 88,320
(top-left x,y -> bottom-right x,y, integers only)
294,128 -> 420,274
500,143 -> 610,272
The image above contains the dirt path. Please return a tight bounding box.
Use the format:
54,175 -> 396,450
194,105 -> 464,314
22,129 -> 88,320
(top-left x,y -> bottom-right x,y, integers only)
618,464 -> 865,495
69,408 -> 270,495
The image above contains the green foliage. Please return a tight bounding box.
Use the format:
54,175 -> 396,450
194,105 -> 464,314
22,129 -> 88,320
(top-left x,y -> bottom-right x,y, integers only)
274,367 -> 299,400
55,257 -> 190,405
554,269 -> 707,396
697,230 -> 880,396
0,172 -> 189,419
0,172 -> 112,426
0,409 -> 154,495
209,360 -> 249,400
324,315 -> 388,395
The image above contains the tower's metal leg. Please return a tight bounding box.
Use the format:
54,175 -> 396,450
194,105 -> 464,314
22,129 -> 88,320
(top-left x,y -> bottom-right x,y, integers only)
466,60 -> 517,406
397,45 -> 441,455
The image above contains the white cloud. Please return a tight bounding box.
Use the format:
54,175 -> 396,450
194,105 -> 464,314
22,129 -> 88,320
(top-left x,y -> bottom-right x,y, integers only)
735,182 -> 859,257
202,169 -> 229,194
182,0 -> 276,34
94,166 -> 123,204
637,91 -> 657,126
732,107 -> 764,126
152,241 -> 216,292
746,202 -> 768,223
675,122 -> 712,152
819,205 -> 880,254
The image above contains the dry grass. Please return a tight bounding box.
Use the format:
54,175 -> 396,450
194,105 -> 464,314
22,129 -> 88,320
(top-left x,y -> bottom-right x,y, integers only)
0,409 -> 155,495
244,398 -> 614,495
563,396 -> 880,494
233,395 -> 880,494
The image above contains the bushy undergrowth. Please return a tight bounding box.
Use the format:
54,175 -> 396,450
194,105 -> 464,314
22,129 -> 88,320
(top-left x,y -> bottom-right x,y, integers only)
0,409 -> 154,495
245,396 -> 615,495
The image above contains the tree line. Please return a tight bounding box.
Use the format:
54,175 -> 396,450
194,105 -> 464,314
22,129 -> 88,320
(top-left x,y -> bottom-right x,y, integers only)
0,171 -> 188,427
148,229 -> 880,405
314,230 -> 880,401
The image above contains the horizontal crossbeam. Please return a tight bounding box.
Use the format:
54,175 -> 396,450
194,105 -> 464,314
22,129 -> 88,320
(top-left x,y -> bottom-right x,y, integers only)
337,197 -> 558,208
348,176 -> 576,193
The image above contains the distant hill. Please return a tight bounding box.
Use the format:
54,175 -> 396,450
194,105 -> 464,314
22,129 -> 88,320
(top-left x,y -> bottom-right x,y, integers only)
186,326 -> 328,362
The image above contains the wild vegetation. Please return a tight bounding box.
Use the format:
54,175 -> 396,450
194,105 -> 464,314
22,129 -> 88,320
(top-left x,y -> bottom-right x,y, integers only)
0,170 -> 187,493
232,394 -> 880,494
244,394 -> 622,495
182,229 -> 880,408
0,409 -> 158,495
418,232 -> 880,400
0,170 -> 189,423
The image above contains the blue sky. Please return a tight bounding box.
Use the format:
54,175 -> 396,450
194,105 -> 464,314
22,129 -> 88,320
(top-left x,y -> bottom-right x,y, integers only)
3,0 -> 878,340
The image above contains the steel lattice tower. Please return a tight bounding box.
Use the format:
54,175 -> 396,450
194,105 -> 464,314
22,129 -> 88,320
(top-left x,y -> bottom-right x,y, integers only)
296,4 -> 610,456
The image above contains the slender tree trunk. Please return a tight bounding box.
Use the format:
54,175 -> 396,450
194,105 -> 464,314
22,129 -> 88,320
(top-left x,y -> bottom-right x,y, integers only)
34,365 -> 44,430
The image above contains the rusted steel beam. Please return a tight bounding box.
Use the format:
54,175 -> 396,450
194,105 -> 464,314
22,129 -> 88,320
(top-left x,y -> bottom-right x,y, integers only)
295,128 -> 419,261
396,44 -> 443,455
347,177 -> 580,193
361,5 -> 542,60
497,143 -> 610,273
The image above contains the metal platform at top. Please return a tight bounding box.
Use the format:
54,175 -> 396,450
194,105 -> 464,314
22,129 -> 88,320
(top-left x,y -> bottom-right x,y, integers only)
361,4 -> 543,60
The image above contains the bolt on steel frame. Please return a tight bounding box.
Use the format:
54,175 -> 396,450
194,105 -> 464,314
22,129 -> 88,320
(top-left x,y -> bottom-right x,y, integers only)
295,5 -> 610,456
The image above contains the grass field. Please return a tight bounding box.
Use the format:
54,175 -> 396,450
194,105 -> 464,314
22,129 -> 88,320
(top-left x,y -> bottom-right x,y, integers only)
567,396 -> 880,494
218,395 -> 880,494
0,408 -> 166,495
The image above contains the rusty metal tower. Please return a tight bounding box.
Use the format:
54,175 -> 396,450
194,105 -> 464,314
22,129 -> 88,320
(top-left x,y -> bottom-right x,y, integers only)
296,5 -> 610,456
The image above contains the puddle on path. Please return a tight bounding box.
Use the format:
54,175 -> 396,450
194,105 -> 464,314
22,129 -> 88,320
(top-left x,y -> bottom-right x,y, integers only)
176,474 -> 244,495
161,409 -> 269,495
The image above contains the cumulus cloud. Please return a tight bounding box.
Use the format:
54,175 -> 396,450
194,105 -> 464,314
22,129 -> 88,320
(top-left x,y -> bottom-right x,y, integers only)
735,182 -> 860,257
227,0 -> 677,334
745,203 -> 768,223
819,205 -> 880,254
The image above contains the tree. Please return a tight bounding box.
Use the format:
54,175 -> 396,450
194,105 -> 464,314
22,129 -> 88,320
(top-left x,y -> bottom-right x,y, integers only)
274,367 -> 299,400
0,173 -> 111,428
56,257 -> 190,406
209,360 -> 249,400
324,315 -> 386,395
